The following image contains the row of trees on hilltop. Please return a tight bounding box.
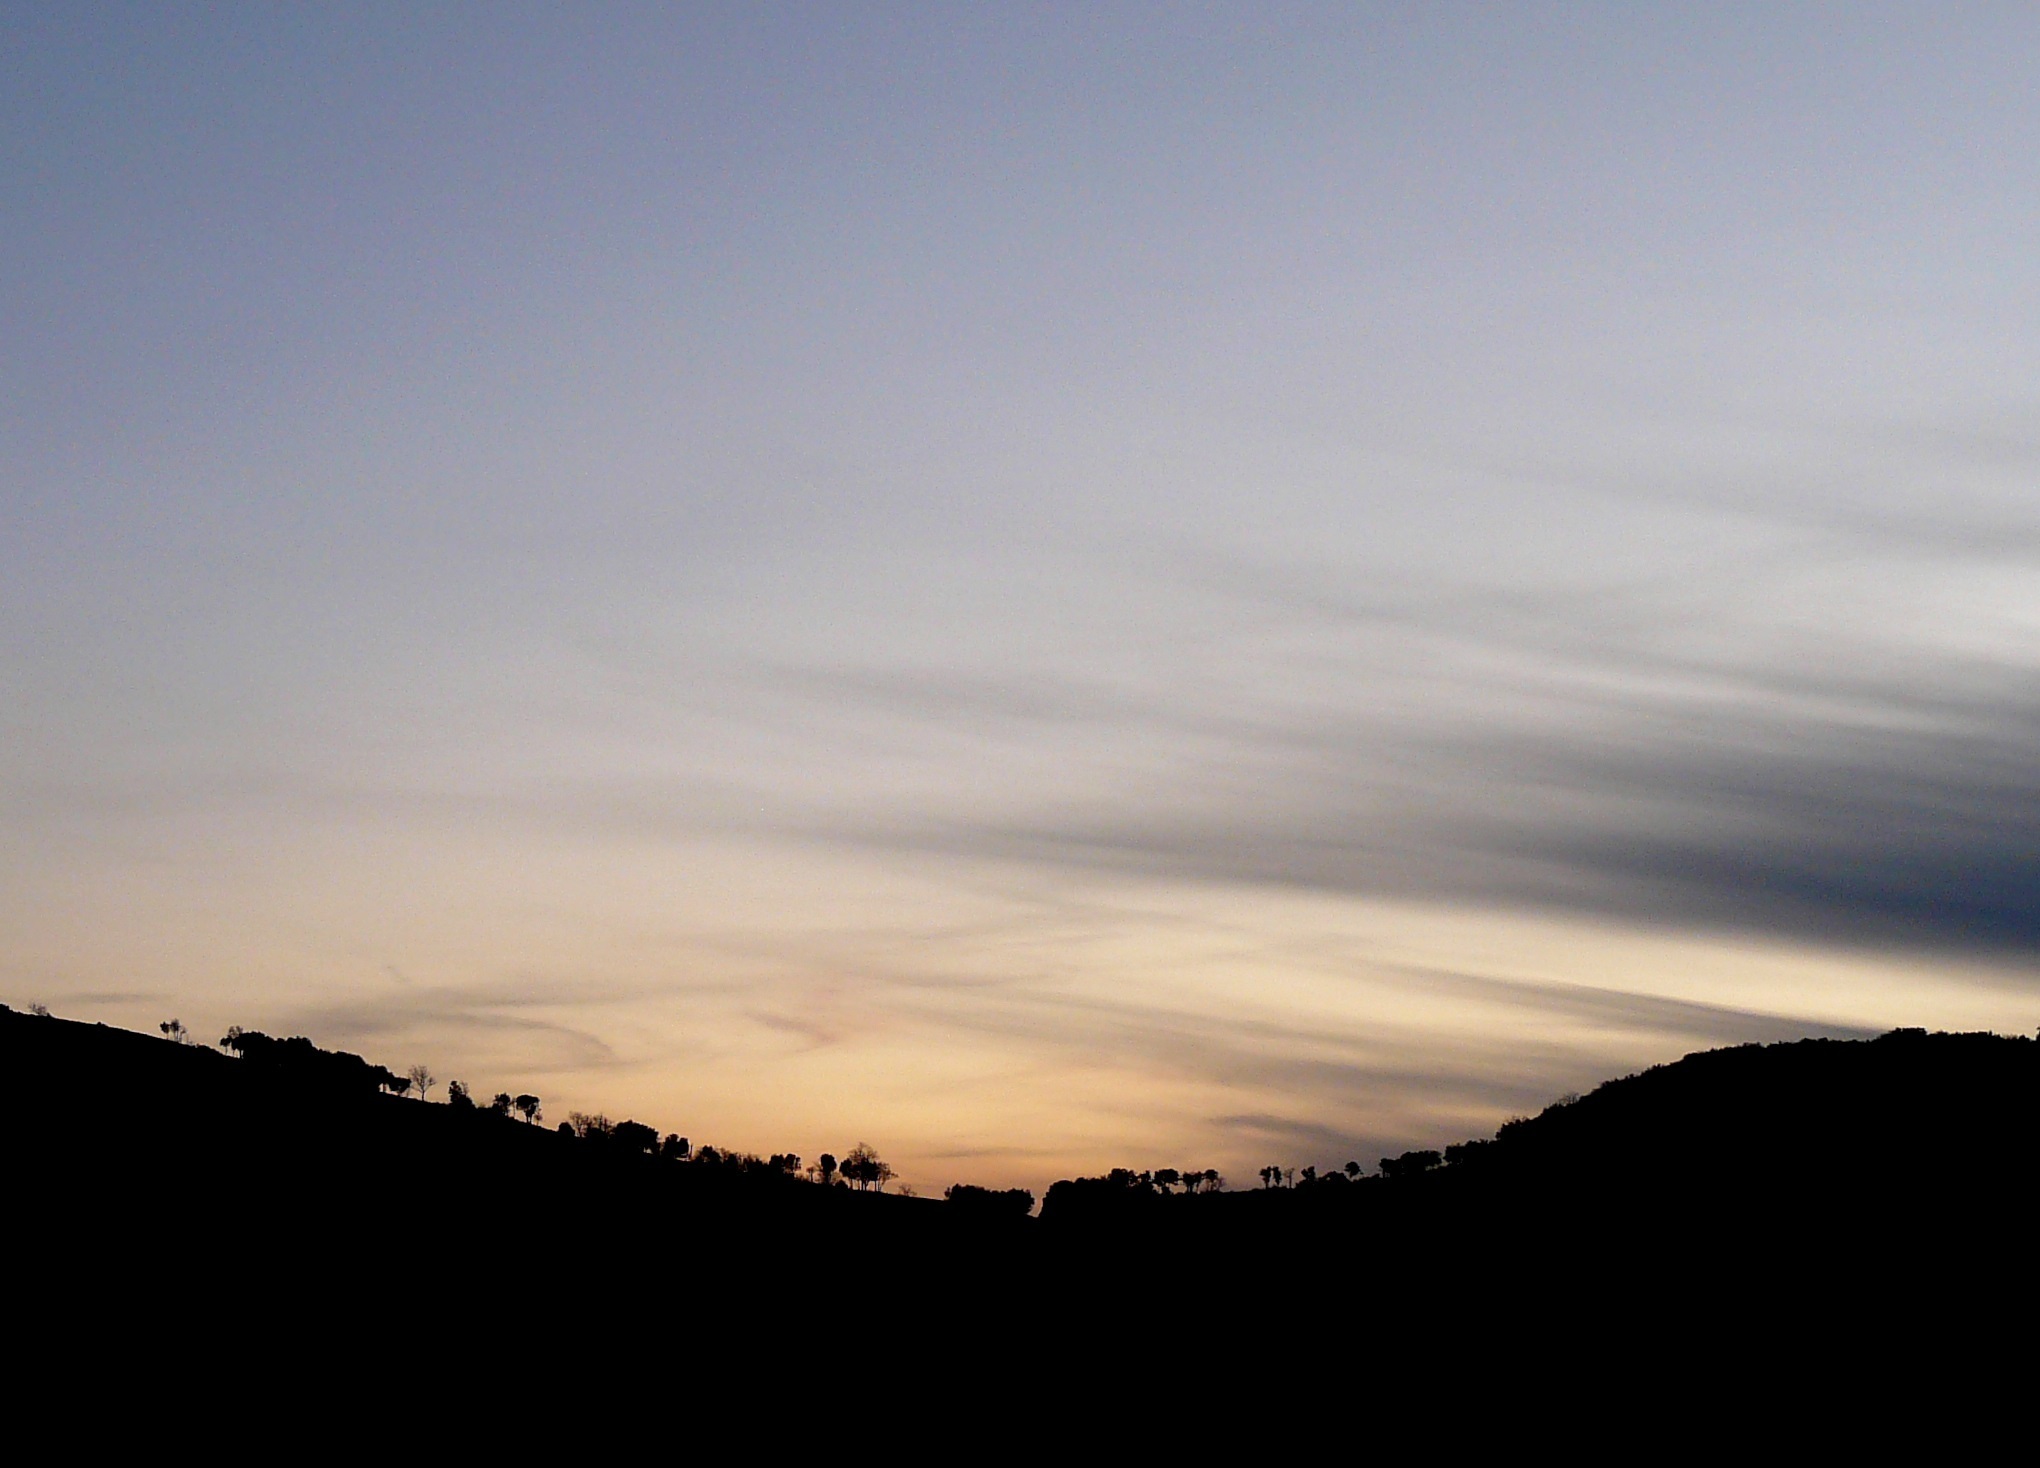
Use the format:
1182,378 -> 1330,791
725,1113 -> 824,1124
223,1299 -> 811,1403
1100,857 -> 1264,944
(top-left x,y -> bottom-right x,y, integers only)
142,1010 -> 1540,1208
38,1007 -> 1519,1209
1251,1152 -> 1450,1187
63,1008 -> 2040,1230
188,1017 -> 947,1200
553,1113 -> 906,1190
447,1080 -> 544,1123
1040,1028 -> 2040,1212
1042,1148 -> 1471,1219
216,1026 -> 545,1121
167,1008 -> 1518,1209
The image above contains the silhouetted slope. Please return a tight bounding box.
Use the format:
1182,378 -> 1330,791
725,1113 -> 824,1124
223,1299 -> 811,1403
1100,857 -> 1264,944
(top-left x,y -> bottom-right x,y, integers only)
10,1010 -> 2034,1397
2,1009 -> 1032,1377
1456,1027 -> 2040,1187
1039,1028 -> 2040,1324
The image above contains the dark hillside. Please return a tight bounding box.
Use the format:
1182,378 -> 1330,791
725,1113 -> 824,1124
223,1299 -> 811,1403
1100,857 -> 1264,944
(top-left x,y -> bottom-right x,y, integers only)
1039,1028 -> 2040,1327
10,1010 -> 2034,1394
1451,1027 -> 2040,1190
2,1008 -> 1033,1379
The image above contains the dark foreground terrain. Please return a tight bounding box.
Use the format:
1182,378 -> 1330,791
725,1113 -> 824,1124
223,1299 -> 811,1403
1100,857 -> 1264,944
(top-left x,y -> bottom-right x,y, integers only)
7,1008 -> 2034,1405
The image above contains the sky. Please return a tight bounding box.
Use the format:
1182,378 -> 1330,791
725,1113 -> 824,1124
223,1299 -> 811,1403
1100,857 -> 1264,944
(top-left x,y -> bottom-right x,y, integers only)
8,5 -> 2040,1195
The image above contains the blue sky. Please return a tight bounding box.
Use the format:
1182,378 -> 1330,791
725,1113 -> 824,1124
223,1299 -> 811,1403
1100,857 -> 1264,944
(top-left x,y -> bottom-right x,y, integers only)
8,6 -> 2040,1191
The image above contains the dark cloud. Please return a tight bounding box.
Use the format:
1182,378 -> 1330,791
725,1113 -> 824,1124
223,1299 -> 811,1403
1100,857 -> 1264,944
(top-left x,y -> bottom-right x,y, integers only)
875,685 -> 2040,961
1467,690 -> 2040,955
781,518 -> 2040,967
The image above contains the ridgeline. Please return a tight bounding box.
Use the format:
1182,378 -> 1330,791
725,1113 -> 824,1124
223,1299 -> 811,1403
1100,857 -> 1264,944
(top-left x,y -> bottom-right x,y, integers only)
8,1005 -> 2034,1384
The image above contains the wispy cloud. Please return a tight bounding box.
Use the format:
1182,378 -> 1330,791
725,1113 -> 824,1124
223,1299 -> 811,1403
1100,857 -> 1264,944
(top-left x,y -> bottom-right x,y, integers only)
1212,1113 -> 1378,1162
857,951 -> 1866,1166
767,490 -> 2040,968
1383,967 -> 1880,1047
285,982 -> 623,1074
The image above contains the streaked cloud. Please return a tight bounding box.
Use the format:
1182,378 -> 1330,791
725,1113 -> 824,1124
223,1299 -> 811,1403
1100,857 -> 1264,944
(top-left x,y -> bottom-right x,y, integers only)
8,9 -> 2040,1194
285,982 -> 624,1075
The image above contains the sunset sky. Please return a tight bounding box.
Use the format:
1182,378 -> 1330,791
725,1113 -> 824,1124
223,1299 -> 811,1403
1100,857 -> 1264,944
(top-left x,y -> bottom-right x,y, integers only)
9,6 -> 2040,1195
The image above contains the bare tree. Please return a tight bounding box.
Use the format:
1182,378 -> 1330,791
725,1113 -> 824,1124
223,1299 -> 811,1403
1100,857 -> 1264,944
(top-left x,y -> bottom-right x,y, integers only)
407,1064 -> 434,1102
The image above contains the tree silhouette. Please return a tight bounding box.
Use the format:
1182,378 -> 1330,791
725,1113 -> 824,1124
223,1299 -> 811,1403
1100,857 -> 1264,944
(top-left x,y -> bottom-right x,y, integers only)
945,1184 -> 1034,1219
210,1028 -> 398,1097
1379,1150 -> 1442,1180
408,1065 -> 434,1102
841,1143 -> 893,1192
611,1119 -> 658,1155
159,1019 -> 188,1044
513,1094 -> 541,1124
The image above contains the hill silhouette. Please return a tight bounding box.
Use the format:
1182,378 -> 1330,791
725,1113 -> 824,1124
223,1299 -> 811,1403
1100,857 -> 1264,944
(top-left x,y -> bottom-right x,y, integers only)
8,1007 -> 2033,1399
4,1007 -> 1018,1273
1057,1030 -> 2030,1238
4,1006 -> 1045,1400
